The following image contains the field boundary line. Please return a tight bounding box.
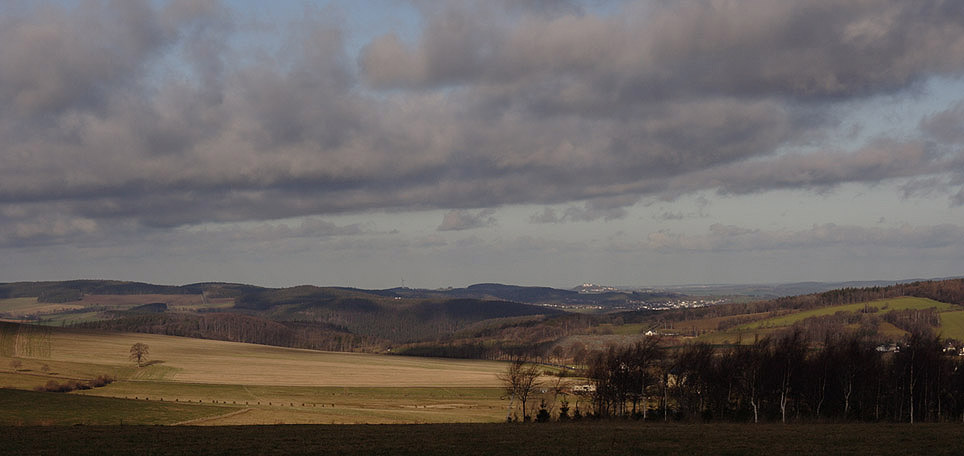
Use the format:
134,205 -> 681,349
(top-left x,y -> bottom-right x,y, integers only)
172,407 -> 253,426
241,384 -> 261,402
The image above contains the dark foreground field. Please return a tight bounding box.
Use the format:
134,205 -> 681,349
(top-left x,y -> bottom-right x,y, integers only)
5,422 -> 964,456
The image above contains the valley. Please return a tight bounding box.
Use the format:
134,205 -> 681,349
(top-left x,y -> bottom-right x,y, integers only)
3,277 -> 964,428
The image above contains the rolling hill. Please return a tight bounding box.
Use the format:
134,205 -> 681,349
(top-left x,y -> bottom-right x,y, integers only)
5,277 -> 964,365
0,280 -> 569,354
0,322 -> 515,425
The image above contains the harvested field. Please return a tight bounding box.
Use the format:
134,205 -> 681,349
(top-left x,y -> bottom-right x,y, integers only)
33,328 -> 508,387
0,323 -> 526,424
0,298 -> 85,318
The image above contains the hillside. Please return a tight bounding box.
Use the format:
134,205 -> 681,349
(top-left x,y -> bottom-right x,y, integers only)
5,278 -> 964,365
0,322 -> 516,425
0,280 -> 568,353
600,279 -> 964,348
382,283 -> 687,309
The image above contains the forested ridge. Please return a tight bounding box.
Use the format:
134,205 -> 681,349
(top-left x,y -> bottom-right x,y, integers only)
6,278 -> 964,365
76,313 -> 381,352
636,279 -> 964,324
581,330 -> 964,423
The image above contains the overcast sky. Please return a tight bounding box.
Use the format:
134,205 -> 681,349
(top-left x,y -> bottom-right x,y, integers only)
2,0 -> 964,289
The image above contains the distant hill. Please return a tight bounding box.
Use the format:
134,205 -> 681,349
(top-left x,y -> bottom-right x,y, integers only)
5,277 -> 964,363
659,277 -> 964,298
377,283 -> 686,309
233,285 -> 566,343
0,280 -> 567,351
0,280 -> 200,303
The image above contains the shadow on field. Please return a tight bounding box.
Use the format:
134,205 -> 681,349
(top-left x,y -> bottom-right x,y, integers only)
4,423 -> 964,456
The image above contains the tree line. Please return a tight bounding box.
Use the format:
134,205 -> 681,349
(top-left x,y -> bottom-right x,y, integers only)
75,313 -> 381,352
579,330 -> 964,423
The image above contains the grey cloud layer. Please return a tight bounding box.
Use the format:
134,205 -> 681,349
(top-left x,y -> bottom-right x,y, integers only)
647,223 -> 964,252
437,209 -> 497,231
2,0 -> 964,247
362,1 -> 964,99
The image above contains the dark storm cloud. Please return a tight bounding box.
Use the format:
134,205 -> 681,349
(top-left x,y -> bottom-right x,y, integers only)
2,0 -> 964,248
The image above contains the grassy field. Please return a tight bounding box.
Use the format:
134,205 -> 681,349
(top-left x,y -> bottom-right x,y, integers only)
4,422 -> 964,455
940,310 -> 964,340
76,383 -> 510,424
736,297 -> 958,330
0,388 -> 232,425
74,294 -> 235,311
604,297 -> 960,345
674,312 -> 771,333
0,384 -> 511,425
0,323 -> 532,424
0,294 -> 235,326
0,297 -> 86,318
689,297 -> 959,344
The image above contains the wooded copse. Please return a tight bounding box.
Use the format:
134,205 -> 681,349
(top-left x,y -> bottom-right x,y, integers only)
579,330 -> 964,423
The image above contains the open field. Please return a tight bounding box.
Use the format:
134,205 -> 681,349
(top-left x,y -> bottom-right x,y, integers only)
75,294 -> 235,311
940,310 -> 964,340
0,294 -> 234,325
34,311 -> 109,326
4,422 -> 964,456
0,297 -> 85,318
0,384 -> 511,425
602,297 -> 961,346
0,323 -> 532,424
673,312 -> 771,333
738,297 -> 957,329
26,328 -> 510,387
689,297 -> 960,344
0,388 -> 232,425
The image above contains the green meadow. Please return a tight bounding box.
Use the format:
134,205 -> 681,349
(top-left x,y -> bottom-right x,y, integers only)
735,297 -> 957,330
688,297 -> 962,344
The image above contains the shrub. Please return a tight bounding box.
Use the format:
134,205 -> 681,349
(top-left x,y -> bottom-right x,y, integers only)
558,399 -> 571,422
34,374 -> 115,392
536,400 -> 551,423
89,375 -> 115,388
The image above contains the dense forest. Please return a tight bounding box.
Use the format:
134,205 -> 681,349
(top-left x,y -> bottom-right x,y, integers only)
76,313 -> 382,352
74,297 -> 567,352
579,329 -> 964,423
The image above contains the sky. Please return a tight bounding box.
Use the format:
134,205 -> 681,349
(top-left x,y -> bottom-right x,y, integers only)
2,0 -> 964,290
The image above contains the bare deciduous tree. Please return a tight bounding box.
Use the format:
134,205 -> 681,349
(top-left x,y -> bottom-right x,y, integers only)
498,358 -> 541,421
129,343 -> 150,367
9,359 -> 23,372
